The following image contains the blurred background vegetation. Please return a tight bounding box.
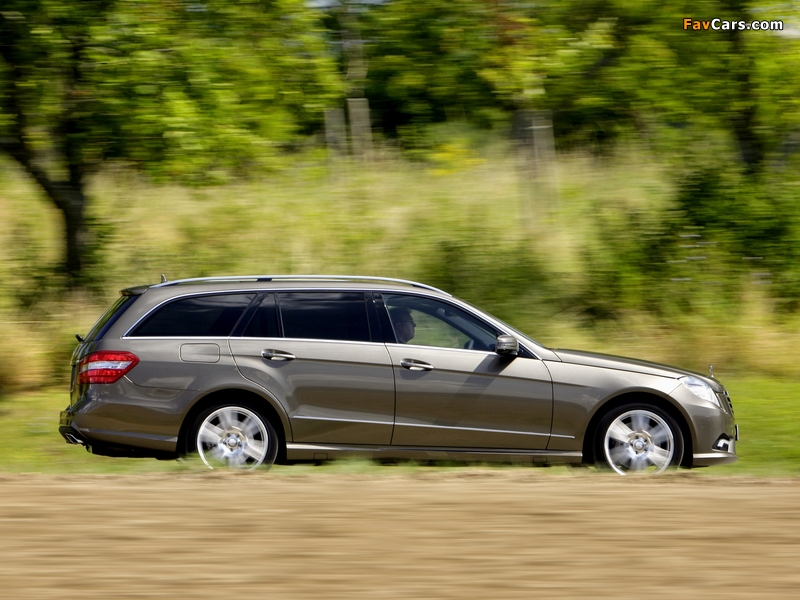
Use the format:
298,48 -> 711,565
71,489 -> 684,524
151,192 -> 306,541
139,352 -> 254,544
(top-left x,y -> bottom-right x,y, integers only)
1,0 -> 799,413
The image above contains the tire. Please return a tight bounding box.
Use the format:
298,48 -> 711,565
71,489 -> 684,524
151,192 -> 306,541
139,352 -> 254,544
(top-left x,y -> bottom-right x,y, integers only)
189,404 -> 278,470
596,404 -> 683,476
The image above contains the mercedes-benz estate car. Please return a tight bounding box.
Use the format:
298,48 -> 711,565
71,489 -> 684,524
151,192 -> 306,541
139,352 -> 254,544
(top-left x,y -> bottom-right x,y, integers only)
59,275 -> 738,475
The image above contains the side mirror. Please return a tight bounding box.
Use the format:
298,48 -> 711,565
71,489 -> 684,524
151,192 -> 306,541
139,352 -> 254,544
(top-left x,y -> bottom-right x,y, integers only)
495,335 -> 519,356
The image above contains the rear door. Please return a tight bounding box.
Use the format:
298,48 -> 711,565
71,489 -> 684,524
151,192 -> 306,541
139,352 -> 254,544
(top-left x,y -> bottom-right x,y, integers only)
229,292 -> 395,445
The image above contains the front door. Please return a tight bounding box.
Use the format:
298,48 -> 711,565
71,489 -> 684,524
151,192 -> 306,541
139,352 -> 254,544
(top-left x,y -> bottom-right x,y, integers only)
381,294 -> 553,450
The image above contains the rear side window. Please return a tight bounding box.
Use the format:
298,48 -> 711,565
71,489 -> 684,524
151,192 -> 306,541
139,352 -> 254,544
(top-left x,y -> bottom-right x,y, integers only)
130,293 -> 256,337
278,292 -> 371,342
84,295 -> 139,342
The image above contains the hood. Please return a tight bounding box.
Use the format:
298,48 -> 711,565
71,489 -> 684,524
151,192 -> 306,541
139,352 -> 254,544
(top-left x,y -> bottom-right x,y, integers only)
550,348 -> 720,388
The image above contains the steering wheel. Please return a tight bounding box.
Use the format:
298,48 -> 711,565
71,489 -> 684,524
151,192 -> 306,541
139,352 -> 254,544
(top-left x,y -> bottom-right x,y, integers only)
463,339 -> 475,350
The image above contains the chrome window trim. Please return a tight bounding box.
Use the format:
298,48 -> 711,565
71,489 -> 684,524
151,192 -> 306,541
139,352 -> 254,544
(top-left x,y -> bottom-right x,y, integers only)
122,336 -> 388,349
122,336 -> 233,341
260,337 -> 387,348
122,290 -> 263,338
122,287 -> 547,359
385,342 -> 500,356
124,288 -> 374,339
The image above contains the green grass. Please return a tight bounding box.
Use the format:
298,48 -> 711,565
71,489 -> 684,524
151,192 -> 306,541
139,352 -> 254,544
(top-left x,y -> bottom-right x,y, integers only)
722,378 -> 800,476
2,378 -> 797,476
0,389 -> 188,474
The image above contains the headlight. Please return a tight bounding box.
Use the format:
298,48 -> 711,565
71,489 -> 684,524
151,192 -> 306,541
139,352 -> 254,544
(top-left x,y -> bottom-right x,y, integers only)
680,376 -> 720,407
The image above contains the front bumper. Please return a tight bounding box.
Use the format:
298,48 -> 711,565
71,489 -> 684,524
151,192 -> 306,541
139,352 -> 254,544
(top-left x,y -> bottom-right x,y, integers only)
665,380 -> 738,468
692,424 -> 739,467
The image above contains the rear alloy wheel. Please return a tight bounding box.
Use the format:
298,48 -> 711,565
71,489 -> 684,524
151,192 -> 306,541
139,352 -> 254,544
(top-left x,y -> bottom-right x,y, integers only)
598,406 -> 683,476
193,405 -> 277,470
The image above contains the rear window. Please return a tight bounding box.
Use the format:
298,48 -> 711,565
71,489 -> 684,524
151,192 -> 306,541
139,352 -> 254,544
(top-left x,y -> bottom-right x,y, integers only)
278,292 -> 371,342
130,293 -> 256,337
84,295 -> 138,342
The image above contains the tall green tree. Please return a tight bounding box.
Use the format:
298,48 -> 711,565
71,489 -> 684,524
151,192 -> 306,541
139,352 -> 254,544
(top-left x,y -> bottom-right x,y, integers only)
529,0 -> 800,170
0,0 -> 341,283
359,0 -> 517,137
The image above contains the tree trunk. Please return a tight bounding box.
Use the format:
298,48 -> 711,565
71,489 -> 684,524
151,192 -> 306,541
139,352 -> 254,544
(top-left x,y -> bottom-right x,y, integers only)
1,20 -> 93,287
0,147 -> 90,284
55,183 -> 89,284
726,3 -> 764,174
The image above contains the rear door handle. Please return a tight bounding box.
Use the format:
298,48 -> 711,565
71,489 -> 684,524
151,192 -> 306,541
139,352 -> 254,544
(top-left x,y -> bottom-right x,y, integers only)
400,358 -> 435,371
261,349 -> 296,361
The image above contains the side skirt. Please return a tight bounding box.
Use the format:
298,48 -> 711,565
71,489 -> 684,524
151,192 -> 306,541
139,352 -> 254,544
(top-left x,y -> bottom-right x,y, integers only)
286,443 -> 582,465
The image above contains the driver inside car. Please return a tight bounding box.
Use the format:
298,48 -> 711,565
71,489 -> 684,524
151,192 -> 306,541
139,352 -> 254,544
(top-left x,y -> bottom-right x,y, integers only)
389,307 -> 417,344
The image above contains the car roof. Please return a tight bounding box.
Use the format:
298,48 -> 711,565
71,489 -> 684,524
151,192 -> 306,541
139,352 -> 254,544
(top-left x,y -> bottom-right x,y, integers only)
121,275 -> 451,298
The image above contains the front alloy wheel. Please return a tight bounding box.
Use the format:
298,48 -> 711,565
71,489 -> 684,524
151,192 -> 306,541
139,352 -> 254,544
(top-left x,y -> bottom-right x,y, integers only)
600,407 -> 682,476
195,406 -> 276,470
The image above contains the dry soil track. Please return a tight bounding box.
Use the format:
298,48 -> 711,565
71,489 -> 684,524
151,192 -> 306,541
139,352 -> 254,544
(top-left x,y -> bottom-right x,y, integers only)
1,470 -> 799,599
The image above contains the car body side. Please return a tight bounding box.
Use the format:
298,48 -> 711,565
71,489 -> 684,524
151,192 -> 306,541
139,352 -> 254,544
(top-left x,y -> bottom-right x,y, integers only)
60,281 -> 737,467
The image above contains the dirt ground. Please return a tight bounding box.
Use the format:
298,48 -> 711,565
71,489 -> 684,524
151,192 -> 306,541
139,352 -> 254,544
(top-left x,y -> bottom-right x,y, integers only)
1,469 -> 799,599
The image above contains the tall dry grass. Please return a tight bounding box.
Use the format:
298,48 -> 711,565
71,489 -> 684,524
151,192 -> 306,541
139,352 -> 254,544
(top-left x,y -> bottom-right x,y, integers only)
1,140 -> 798,392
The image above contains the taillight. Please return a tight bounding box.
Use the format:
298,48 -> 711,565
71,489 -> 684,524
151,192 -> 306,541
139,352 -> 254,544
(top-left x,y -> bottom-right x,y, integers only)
78,351 -> 139,385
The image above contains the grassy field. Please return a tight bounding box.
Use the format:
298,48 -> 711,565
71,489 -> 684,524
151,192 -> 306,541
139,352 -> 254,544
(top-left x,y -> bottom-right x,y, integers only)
3,144 -> 800,393
1,377 -> 796,476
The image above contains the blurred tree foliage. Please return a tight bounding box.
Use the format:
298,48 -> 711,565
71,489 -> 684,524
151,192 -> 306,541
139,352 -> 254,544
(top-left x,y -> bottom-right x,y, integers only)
358,0 -> 507,133
528,0 -> 800,314
353,0 -> 798,171
2,0 -> 799,313
340,0 -> 800,314
0,0 -> 341,284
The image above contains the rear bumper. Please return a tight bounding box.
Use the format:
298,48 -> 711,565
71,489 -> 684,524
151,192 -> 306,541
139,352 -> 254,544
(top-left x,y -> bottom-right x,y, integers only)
60,409 -> 178,459
63,378 -> 187,454
59,421 -> 90,447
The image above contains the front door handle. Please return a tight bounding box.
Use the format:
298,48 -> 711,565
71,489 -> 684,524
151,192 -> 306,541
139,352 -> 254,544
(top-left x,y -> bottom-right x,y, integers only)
261,349 -> 296,361
400,358 -> 435,371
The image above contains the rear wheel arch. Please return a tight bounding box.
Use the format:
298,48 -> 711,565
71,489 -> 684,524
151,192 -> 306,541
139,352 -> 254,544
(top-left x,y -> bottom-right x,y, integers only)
178,388 -> 289,464
582,392 -> 694,468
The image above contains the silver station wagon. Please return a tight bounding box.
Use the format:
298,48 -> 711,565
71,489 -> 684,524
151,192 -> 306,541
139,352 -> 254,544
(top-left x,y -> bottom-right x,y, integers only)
60,275 -> 738,475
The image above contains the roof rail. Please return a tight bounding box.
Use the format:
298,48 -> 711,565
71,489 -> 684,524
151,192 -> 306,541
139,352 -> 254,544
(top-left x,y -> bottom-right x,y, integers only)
152,275 -> 451,296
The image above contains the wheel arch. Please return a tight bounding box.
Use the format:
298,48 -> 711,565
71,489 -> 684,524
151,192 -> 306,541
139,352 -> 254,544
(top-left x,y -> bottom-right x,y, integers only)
178,387 -> 291,464
581,391 -> 694,468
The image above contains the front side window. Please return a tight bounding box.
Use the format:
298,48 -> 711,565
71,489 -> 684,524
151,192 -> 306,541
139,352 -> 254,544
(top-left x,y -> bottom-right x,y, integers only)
130,293 -> 256,337
277,292 -> 371,342
383,294 -> 499,350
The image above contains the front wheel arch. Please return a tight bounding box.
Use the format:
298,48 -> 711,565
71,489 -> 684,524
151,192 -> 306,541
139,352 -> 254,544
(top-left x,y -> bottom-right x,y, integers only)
582,393 -> 693,468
